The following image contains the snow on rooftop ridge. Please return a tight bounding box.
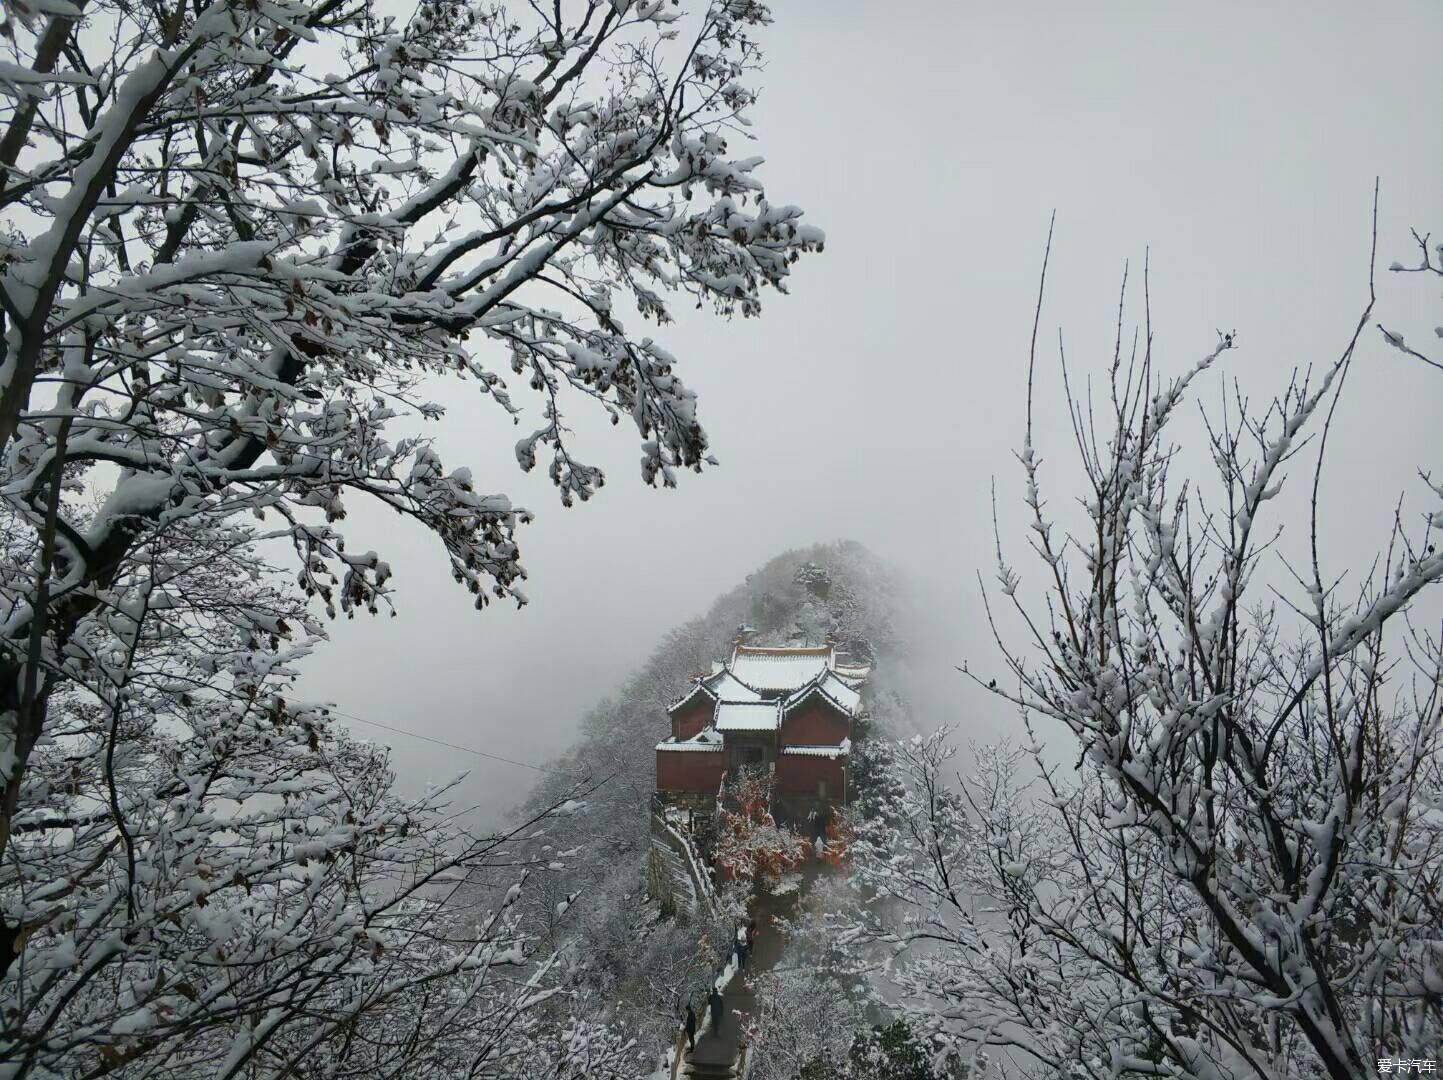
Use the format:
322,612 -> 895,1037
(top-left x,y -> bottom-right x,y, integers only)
665,679 -> 713,714
727,642 -> 835,691
780,669 -> 862,717
833,661 -> 871,685
710,670 -> 764,702
817,670 -> 862,713
731,641 -> 833,659
667,668 -> 765,714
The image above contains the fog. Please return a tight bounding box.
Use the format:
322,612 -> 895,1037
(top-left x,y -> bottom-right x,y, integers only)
297,0 -> 1443,822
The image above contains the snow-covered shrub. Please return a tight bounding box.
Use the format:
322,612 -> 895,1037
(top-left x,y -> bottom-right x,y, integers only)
714,768 -> 810,893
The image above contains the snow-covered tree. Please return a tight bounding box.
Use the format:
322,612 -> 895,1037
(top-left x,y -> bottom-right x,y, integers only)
1377,227 -> 1443,374
745,964 -> 870,1080
853,221 -> 1443,1078
0,0 -> 820,1069
0,0 -> 820,891
0,518 -> 639,1076
546,854 -> 734,1056
785,1021 -> 967,1080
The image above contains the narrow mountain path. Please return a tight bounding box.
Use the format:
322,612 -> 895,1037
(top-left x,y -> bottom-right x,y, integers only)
682,877 -> 807,1078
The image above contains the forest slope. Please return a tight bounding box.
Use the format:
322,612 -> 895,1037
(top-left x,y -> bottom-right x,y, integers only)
503,541 -> 909,1056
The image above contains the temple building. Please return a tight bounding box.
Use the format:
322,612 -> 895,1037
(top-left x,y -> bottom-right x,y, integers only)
654,635 -> 869,817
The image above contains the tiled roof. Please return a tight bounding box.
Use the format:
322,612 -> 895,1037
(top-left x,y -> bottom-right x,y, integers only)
709,670 -> 764,702
728,643 -> 834,691
780,738 -> 852,759
782,669 -> 861,717
656,728 -> 725,753
664,643 -> 867,742
667,668 -> 764,714
833,662 -> 871,688
715,700 -> 783,732
666,680 -> 715,714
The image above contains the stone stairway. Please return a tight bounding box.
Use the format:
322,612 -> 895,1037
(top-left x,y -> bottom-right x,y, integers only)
682,1021 -> 742,1080
650,836 -> 698,916
680,973 -> 749,1080
682,1055 -> 738,1079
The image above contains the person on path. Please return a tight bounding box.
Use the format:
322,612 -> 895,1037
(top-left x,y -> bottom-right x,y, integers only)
708,987 -> 724,1034
684,1003 -> 697,1051
734,925 -> 749,969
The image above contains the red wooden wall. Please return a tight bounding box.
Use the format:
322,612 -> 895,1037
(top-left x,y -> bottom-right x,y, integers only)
656,749 -> 727,794
672,697 -> 713,741
779,699 -> 850,747
774,753 -> 847,798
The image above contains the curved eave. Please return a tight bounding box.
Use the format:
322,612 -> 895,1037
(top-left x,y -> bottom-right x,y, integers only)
780,682 -> 856,720
656,741 -> 724,754
666,680 -> 717,715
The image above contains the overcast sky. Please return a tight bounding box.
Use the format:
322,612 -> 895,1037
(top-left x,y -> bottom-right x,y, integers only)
297,0 -> 1443,822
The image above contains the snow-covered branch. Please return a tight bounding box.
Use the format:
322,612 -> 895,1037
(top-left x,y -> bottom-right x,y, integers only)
854,226 -> 1443,1079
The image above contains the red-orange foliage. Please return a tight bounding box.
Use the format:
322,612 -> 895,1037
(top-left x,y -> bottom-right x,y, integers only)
713,769 -> 810,888
819,814 -> 855,868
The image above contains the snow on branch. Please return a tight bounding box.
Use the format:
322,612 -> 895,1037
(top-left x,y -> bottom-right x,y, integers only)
855,218 -> 1443,1080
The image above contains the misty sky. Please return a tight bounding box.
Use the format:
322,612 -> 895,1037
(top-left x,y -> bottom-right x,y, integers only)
298,1 -> 1443,822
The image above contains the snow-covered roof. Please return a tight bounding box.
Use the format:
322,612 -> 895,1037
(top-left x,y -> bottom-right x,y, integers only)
667,679 -> 715,714
728,643 -> 834,691
714,700 -> 782,732
820,670 -> 862,712
782,670 -> 862,717
833,662 -> 871,688
709,670 -> 764,702
656,728 -> 725,753
781,738 -> 852,759
664,644 -> 867,741
667,668 -> 764,714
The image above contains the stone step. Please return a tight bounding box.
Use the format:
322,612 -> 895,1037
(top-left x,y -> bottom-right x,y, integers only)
682,1060 -> 737,1080
652,842 -> 686,875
